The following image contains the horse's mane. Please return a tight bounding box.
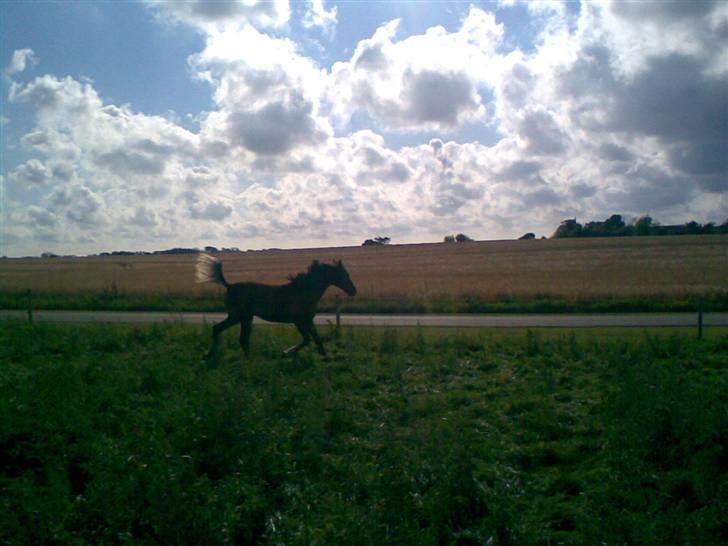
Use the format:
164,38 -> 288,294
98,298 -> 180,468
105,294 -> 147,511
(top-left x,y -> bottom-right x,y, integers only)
288,260 -> 330,287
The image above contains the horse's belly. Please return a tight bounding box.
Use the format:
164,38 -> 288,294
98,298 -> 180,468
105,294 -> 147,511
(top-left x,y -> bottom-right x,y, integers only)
258,311 -> 290,323
256,302 -> 312,323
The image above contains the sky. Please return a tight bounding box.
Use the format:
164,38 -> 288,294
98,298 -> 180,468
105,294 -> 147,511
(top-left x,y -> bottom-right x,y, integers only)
1,0 -> 727,257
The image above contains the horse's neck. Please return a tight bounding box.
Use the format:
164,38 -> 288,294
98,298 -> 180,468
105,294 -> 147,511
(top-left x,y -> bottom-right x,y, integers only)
293,275 -> 330,302
309,277 -> 331,300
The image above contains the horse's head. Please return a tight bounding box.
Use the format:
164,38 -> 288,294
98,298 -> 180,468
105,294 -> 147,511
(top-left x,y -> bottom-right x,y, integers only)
331,260 -> 357,296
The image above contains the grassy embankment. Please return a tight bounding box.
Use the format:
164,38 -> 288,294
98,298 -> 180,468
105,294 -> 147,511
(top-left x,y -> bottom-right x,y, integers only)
1,322 -> 726,544
1,288 -> 727,314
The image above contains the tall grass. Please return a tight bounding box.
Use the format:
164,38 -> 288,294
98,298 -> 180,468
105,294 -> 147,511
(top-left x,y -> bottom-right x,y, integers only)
1,322 -> 725,544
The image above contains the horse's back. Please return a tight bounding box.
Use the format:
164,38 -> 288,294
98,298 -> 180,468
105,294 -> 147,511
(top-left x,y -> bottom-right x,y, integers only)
226,282 -> 274,310
225,282 -> 314,323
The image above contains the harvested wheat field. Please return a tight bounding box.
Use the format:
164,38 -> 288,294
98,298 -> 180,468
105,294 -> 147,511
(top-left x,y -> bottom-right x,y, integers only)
1,236 -> 726,306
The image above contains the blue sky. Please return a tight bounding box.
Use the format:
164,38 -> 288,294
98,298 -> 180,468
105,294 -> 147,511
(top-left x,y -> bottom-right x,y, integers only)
1,0 -> 726,256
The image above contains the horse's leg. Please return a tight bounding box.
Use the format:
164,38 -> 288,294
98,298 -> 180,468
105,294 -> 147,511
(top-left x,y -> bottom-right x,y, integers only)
239,315 -> 253,356
283,321 -> 312,355
309,321 -> 327,356
208,314 -> 240,356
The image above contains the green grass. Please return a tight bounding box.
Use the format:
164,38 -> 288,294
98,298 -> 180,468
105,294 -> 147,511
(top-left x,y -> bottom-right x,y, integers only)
1,322 -> 726,545
2,288 -> 727,314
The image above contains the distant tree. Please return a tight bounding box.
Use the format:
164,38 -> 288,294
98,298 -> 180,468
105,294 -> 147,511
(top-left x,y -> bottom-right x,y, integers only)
155,248 -> 198,255
551,218 -> 583,238
519,232 -> 536,240
604,214 -> 626,232
41,252 -> 59,258
685,220 -> 703,235
583,214 -> 628,237
634,216 -> 654,236
362,236 -> 391,246
455,233 -> 473,242
443,235 -> 456,243
204,246 -> 218,253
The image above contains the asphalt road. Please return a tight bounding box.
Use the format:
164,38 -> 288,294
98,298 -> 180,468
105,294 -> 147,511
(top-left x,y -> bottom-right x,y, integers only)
1,309 -> 726,328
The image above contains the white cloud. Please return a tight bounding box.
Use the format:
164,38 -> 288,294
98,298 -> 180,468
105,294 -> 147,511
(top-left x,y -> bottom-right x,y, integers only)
144,0 -> 290,32
190,25 -> 332,163
327,8 -> 504,132
303,0 -> 338,37
9,159 -> 52,186
5,48 -> 37,77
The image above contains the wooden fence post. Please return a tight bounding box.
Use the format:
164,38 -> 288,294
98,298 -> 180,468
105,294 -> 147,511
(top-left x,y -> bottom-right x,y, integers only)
697,308 -> 703,340
335,294 -> 341,338
26,289 -> 33,324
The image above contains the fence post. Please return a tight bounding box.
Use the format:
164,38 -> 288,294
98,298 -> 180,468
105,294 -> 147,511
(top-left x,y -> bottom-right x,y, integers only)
335,294 -> 341,338
26,289 -> 33,324
697,308 -> 703,340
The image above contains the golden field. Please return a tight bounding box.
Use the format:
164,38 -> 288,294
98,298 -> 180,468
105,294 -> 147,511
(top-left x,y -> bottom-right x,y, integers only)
1,235 -> 726,303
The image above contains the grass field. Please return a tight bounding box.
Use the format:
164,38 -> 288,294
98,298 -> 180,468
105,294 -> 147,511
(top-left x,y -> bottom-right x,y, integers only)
1,321 -> 726,545
1,235 -> 727,313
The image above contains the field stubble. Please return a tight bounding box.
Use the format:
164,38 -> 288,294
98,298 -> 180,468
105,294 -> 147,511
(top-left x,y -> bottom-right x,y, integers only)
1,235 -> 726,313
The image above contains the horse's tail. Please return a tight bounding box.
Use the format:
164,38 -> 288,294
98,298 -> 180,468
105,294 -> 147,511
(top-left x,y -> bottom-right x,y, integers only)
195,253 -> 229,288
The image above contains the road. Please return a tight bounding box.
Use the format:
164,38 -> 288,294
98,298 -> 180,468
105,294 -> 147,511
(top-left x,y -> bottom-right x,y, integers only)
1,309 -> 726,328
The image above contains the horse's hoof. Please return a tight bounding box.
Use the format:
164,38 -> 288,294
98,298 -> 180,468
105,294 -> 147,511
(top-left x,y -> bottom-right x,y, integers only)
203,352 -> 222,368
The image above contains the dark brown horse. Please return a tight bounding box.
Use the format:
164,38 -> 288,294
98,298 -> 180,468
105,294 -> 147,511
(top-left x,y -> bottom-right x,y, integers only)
196,253 -> 357,356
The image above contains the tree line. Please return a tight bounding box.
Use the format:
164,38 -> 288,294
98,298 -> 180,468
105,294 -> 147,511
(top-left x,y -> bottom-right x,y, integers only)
551,215 -> 728,239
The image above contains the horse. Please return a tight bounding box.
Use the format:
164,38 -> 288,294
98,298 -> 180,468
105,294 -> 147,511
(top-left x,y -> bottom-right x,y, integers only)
195,253 -> 357,357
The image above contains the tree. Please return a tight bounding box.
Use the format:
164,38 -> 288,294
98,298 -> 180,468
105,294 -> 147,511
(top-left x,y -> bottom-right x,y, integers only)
634,216 -> 654,236
551,218 -> 582,238
684,221 -> 702,235
443,235 -> 456,243
604,214 -> 625,232
519,232 -> 536,240
362,236 -> 391,246
455,233 -> 473,242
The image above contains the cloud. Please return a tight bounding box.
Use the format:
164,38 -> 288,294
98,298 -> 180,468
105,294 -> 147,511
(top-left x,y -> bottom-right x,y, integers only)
497,160 -> 542,181
302,0 -> 338,36
4,71 -> 210,252
5,48 -> 37,77
327,8 -> 503,132
403,69 -> 481,127
9,159 -> 52,186
517,109 -> 568,155
191,25 -> 331,160
190,200 -> 233,221
130,206 -> 158,228
27,205 -> 58,228
227,96 -> 326,155
145,0 -> 290,31
56,185 -> 105,227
